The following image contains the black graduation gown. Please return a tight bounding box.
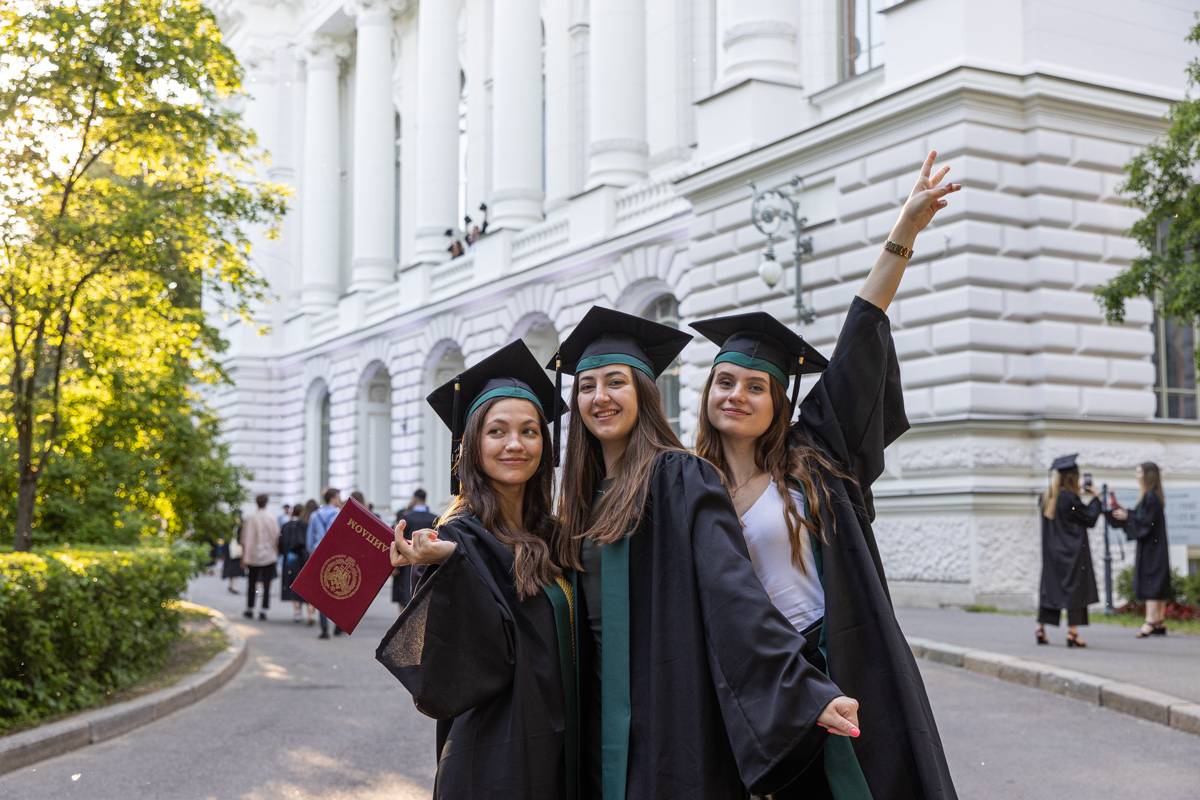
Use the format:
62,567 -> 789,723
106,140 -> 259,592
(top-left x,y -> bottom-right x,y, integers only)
375,515 -> 576,800
279,519 -> 308,602
1109,493 -> 1171,600
793,295 -> 958,800
392,507 -> 437,605
1039,492 -> 1101,610
579,451 -> 843,799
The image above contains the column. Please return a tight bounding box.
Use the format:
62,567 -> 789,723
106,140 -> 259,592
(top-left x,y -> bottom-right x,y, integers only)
716,0 -> 802,89
413,0 -> 460,264
586,0 -> 647,189
347,0 -> 400,293
300,35 -> 350,314
489,0 -> 544,229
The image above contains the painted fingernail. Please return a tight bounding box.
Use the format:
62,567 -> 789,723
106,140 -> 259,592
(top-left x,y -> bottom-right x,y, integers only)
850,727 -> 861,738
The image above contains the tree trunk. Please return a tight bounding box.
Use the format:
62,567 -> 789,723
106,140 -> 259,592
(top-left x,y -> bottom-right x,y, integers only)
13,418 -> 36,551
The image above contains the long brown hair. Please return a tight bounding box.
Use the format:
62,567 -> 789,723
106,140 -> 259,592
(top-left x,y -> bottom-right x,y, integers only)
1140,461 -> 1165,506
556,368 -> 687,567
440,397 -> 560,600
694,371 -> 850,571
1042,468 -> 1080,519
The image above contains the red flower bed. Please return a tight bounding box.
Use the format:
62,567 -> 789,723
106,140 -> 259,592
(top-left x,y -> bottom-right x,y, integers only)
1115,601 -> 1200,621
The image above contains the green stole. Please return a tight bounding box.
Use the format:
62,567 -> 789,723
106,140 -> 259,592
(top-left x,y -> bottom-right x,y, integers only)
804,484 -> 873,799
546,577 -> 580,800
599,536 -> 632,799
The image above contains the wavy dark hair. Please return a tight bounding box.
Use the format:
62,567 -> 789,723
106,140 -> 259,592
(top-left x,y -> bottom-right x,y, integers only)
556,367 -> 687,569
1042,468 -> 1080,520
1140,461 -> 1165,506
440,397 -> 560,599
694,369 -> 851,571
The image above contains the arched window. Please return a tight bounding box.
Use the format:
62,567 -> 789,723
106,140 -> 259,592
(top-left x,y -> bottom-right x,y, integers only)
305,380 -> 332,500
423,345 -> 466,511
357,366 -> 393,512
642,294 -> 682,435
521,316 -> 560,367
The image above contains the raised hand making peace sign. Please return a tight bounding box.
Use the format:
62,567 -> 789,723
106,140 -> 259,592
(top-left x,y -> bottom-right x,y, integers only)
895,149 -> 961,236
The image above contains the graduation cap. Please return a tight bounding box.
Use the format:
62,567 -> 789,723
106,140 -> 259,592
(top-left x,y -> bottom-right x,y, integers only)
427,340 -> 565,495
689,311 -> 829,420
546,306 -> 692,463
1050,453 -> 1079,473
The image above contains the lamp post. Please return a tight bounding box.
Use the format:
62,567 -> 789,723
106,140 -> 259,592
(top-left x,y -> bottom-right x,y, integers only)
749,175 -> 815,324
1101,481 -> 1115,615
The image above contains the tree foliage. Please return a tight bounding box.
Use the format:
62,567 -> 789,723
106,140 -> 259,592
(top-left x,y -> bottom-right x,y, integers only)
1097,18 -> 1200,337
0,0 -> 286,548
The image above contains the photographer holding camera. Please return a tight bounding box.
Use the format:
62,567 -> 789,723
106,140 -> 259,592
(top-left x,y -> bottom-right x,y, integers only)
1036,454 -> 1102,648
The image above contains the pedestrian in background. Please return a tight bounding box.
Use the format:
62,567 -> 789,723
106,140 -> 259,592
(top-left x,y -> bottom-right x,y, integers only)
242,493 -> 281,621
1109,462 -> 1171,637
222,511 -> 243,594
280,502 -> 313,624
277,503 -> 292,529
1037,454 -> 1101,648
307,487 -> 343,639
393,488 -> 436,609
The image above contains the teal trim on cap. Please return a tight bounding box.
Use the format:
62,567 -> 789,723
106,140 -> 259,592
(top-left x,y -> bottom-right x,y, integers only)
575,353 -> 655,380
466,387 -> 544,420
713,351 -> 788,385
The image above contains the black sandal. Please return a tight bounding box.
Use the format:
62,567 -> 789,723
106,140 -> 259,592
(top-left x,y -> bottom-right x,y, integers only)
1152,622 -> 1168,636
1135,623 -> 1156,639
1066,631 -> 1087,648
1035,627 -> 1049,645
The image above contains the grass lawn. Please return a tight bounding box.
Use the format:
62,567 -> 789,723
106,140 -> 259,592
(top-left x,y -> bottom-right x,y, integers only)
963,604 -> 1200,636
1,602 -> 229,736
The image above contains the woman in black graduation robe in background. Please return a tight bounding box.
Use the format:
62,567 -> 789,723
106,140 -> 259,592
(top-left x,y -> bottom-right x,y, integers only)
1109,461 -> 1171,637
375,341 -> 576,800
688,149 -> 962,800
551,308 -> 860,800
1036,455 -> 1101,647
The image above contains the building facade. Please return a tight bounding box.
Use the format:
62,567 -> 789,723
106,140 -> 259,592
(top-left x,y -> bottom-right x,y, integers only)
210,0 -> 1200,607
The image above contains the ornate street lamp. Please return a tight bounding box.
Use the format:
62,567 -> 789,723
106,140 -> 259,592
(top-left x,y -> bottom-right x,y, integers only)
749,175 -> 815,324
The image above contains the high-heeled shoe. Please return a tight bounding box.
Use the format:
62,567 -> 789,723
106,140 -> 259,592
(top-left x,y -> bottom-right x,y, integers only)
1152,622 -> 1168,636
1066,631 -> 1087,648
1136,623 -> 1156,639
1035,628 -> 1049,645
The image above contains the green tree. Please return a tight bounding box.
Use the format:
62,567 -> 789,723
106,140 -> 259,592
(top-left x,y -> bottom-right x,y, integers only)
0,0 -> 286,549
1097,18 -> 1200,338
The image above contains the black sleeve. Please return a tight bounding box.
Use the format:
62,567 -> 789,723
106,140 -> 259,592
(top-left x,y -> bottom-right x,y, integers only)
1121,496 -> 1158,541
375,535 -> 515,720
1058,493 -> 1101,528
797,295 -> 909,493
660,454 -> 843,794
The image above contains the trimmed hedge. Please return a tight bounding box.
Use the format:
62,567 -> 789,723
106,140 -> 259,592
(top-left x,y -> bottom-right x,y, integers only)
0,545 -> 202,733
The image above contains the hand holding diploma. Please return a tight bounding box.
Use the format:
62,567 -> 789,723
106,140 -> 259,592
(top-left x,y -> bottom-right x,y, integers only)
817,695 -> 862,738
389,519 -> 456,567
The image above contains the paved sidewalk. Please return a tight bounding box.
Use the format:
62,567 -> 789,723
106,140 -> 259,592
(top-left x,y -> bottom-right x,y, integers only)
896,607 -> 1200,703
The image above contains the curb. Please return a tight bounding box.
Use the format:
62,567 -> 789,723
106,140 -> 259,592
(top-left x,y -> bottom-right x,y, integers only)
0,608 -> 247,776
907,636 -> 1200,737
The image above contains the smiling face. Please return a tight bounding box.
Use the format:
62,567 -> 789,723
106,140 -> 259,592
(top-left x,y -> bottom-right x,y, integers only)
705,363 -> 776,442
575,363 -> 639,445
477,398 -> 544,489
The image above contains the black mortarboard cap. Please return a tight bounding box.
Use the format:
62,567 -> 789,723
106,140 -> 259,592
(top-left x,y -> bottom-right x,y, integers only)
427,340 -> 565,494
690,311 -> 829,420
1050,453 -> 1079,473
548,306 -> 692,465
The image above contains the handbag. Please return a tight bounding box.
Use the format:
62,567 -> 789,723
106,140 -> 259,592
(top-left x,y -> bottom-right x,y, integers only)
228,537 -> 242,560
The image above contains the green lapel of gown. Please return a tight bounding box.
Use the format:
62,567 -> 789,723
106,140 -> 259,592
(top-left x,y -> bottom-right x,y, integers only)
600,536 -> 631,799
806,485 -> 873,800
545,577 -> 579,800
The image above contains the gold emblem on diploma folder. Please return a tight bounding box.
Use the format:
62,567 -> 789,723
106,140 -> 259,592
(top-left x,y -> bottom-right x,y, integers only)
320,555 -> 363,600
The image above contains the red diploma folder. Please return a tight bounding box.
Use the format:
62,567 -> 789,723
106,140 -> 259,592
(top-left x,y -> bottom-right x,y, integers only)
290,497 -> 395,635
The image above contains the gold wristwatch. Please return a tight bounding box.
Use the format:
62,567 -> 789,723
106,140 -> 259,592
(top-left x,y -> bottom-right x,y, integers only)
884,240 -> 914,259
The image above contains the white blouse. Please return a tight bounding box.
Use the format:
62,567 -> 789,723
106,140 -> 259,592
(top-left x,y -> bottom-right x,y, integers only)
739,485 -> 825,632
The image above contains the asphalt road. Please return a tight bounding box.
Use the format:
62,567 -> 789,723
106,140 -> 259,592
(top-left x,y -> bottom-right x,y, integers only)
1,576 -> 1196,799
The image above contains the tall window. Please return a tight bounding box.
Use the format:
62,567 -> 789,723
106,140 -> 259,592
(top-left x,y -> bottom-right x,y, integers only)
319,392 -> 331,490
842,0 -> 893,79
644,294 -> 682,435
1152,314 -> 1197,419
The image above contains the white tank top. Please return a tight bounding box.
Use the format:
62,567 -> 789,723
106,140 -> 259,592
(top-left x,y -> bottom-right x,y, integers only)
739,485 -> 825,632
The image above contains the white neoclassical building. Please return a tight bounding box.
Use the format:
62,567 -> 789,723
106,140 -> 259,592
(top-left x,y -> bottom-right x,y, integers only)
209,0 -> 1200,607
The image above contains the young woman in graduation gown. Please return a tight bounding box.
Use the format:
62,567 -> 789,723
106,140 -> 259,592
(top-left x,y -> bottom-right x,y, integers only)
1036,455 -> 1101,647
374,341 -> 578,800
690,151 -> 961,800
1109,461 -> 1171,637
550,308 -> 861,800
